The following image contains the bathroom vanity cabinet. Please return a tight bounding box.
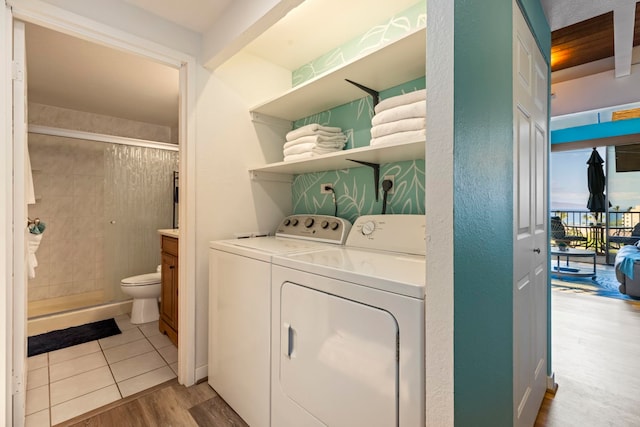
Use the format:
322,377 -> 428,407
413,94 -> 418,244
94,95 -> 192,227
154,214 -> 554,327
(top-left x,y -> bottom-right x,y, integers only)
159,234 -> 178,346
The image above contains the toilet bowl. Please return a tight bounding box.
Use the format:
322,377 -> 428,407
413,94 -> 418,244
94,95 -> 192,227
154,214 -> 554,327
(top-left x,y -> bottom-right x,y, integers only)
120,272 -> 161,324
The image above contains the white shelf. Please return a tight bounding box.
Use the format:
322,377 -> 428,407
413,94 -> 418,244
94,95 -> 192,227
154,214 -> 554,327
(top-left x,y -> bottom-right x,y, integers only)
250,140 -> 425,179
250,28 -> 426,121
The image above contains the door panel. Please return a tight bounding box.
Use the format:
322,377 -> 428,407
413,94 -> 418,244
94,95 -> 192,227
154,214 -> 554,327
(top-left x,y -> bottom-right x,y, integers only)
280,282 -> 398,427
513,2 -> 548,426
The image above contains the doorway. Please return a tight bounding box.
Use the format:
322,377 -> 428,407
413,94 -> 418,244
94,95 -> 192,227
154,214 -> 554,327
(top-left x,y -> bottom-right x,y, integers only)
14,17 -> 190,423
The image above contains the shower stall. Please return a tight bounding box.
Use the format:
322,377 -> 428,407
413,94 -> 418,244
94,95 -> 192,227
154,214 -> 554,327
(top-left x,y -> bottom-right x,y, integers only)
26,130 -> 178,320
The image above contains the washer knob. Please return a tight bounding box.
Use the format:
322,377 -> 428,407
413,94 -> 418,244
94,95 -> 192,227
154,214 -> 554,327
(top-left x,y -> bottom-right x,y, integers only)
361,221 -> 376,235
291,218 -> 299,226
321,220 -> 329,229
304,218 -> 315,228
330,221 -> 340,230
283,218 -> 291,226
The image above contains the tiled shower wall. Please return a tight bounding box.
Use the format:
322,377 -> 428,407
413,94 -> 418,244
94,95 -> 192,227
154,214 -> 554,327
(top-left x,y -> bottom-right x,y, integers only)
27,105 -> 178,305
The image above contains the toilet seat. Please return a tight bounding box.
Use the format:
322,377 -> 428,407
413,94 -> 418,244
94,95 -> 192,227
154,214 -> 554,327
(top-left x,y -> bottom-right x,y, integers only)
121,272 -> 161,286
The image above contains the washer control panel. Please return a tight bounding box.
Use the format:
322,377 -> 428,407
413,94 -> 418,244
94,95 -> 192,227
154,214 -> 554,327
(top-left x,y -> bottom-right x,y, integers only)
275,215 -> 352,244
347,215 -> 426,255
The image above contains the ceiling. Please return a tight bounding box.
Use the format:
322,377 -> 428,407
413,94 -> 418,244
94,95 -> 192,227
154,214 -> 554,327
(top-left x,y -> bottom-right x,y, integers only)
23,0 -> 640,131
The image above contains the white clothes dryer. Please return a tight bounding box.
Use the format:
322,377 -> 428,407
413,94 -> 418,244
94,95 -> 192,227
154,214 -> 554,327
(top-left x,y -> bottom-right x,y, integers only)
208,215 -> 351,427
270,214 -> 426,427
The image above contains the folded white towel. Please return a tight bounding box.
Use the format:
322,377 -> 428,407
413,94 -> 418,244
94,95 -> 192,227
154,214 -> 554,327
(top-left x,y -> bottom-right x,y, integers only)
283,142 -> 316,156
27,232 -> 43,279
370,117 -> 426,138
370,129 -> 426,147
375,89 -> 426,114
286,124 -> 342,141
311,146 -> 343,155
284,152 -> 314,162
283,134 -> 347,150
372,100 -> 426,126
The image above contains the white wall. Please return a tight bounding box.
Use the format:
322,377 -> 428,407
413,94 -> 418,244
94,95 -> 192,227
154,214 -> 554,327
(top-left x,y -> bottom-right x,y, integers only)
201,0 -> 303,69
193,51 -> 292,373
551,64 -> 640,116
39,0 -> 201,58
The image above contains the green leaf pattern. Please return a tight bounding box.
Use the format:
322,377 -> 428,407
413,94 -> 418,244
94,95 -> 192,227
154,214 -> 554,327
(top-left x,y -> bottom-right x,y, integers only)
292,160 -> 425,223
292,1 -> 426,86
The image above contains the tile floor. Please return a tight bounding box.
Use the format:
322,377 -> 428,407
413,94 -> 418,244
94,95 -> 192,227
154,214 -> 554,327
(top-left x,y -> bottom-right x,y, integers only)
25,314 -> 178,426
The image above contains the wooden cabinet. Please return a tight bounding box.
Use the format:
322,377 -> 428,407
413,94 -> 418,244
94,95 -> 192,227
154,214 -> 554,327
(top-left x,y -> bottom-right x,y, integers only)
159,235 -> 178,346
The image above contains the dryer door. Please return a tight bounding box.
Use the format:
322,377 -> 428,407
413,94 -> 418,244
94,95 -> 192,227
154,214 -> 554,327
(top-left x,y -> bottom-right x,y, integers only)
279,281 -> 399,426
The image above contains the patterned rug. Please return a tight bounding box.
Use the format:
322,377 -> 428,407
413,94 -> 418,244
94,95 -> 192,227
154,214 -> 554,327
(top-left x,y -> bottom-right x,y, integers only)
551,262 -> 640,302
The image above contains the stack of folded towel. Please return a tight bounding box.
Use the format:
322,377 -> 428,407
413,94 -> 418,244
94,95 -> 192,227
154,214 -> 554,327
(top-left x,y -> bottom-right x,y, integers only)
370,89 -> 426,147
283,124 -> 347,161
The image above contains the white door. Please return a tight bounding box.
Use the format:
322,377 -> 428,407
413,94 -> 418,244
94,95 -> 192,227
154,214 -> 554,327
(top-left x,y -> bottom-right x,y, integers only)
278,281 -> 398,427
512,3 -> 548,427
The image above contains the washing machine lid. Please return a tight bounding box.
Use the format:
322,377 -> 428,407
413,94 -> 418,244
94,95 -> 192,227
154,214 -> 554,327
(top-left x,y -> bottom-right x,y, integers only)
272,247 -> 425,298
121,272 -> 161,285
209,236 -> 329,261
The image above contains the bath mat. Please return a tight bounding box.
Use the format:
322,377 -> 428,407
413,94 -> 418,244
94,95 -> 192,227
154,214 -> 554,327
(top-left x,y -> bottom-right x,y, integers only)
28,318 -> 121,357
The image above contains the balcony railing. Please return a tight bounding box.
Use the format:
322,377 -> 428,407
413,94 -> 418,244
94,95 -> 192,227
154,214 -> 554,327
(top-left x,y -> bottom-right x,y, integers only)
550,209 -> 640,264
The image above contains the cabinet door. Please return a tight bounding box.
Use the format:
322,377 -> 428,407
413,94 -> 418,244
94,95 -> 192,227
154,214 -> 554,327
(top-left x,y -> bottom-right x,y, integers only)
161,252 -> 178,329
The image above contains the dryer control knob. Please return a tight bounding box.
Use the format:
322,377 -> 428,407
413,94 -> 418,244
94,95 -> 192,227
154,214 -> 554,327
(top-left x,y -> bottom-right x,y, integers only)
291,218 -> 299,226
361,221 -> 376,235
330,221 -> 340,230
283,218 -> 291,226
321,220 -> 329,229
304,218 -> 315,228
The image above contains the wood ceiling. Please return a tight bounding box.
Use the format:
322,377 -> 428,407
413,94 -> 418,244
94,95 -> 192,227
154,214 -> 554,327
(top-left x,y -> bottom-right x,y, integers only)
551,3 -> 640,72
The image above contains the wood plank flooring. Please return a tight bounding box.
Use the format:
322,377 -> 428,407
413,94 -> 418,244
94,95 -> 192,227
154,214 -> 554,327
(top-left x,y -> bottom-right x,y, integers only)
56,380 -> 247,427
55,290 -> 640,426
535,291 -> 640,426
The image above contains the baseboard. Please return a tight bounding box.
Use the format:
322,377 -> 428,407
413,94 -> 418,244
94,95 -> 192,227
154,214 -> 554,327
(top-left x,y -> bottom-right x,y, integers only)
546,372 -> 558,395
195,365 -> 208,383
28,300 -> 133,336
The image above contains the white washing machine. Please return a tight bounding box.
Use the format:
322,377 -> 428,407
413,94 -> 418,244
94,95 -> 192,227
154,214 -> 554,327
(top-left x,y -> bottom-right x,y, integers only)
270,215 -> 426,427
208,215 -> 351,427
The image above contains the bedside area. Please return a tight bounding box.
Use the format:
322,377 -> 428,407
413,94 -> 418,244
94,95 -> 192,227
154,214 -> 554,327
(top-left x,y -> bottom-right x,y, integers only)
158,229 -> 179,346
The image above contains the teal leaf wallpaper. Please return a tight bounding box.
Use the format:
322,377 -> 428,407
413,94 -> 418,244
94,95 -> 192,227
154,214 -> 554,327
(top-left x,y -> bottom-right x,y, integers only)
292,160 -> 425,223
292,0 -> 426,87
288,0 -> 426,223
291,77 -> 426,223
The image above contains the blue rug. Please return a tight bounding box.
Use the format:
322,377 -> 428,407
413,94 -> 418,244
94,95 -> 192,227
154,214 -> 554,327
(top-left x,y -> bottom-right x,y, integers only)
28,318 -> 121,357
551,263 -> 640,302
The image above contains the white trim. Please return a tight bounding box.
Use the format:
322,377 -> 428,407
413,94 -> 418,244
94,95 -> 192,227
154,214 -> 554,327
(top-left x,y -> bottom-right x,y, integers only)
6,0 -> 199,400
425,0 -> 455,425
177,61 -> 196,386
12,19 -> 27,427
28,125 -> 179,151
546,372 -> 557,393
1,4 -> 14,426
7,0 -> 187,68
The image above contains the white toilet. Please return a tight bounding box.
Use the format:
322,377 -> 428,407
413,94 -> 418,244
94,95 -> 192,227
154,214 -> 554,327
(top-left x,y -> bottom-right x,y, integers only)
120,270 -> 161,324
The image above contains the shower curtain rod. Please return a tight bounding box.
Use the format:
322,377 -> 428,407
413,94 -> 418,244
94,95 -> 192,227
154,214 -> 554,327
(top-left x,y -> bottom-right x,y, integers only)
28,124 -> 179,152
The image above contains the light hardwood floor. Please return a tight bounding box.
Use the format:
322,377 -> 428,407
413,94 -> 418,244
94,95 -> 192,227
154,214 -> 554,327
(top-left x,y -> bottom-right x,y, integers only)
55,290 -> 640,426
535,290 -> 640,426
57,380 -> 247,427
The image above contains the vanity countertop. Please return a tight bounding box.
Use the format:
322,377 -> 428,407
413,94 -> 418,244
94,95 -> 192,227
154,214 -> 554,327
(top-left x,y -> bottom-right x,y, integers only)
158,229 -> 179,238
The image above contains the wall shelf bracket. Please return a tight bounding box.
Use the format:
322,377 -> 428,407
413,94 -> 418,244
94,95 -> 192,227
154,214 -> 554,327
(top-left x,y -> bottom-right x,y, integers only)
347,159 -> 380,201
345,79 -> 379,108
